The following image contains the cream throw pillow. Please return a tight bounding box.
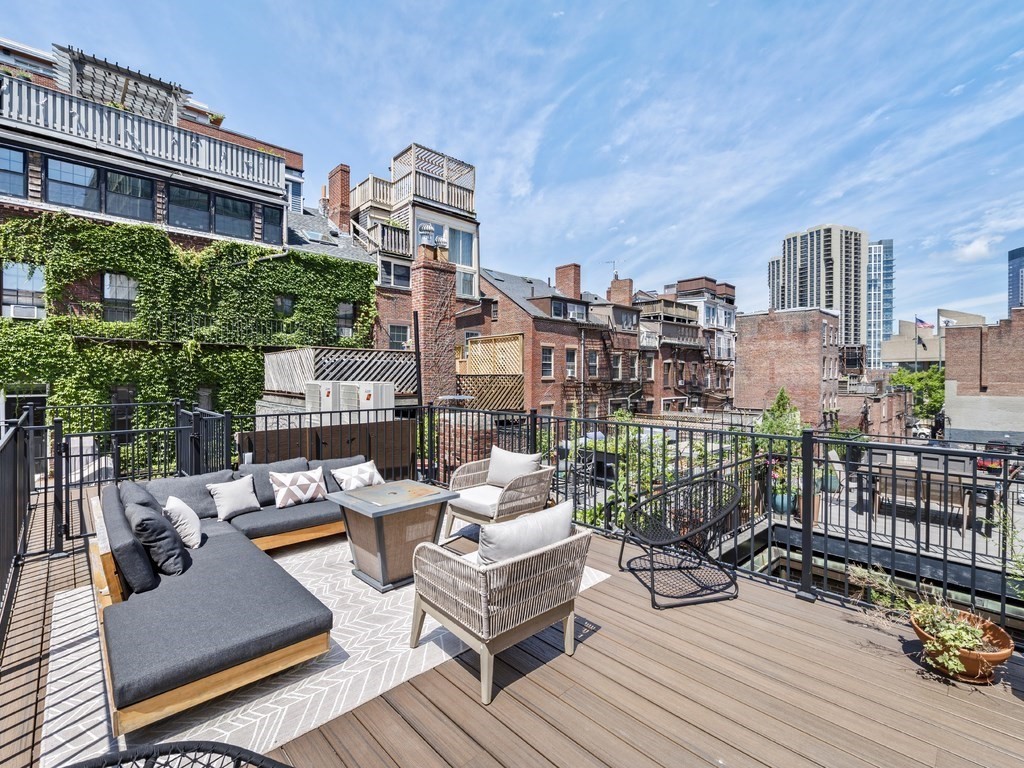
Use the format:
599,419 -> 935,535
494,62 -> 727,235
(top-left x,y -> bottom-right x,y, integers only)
330,460 -> 385,491
162,495 -> 202,548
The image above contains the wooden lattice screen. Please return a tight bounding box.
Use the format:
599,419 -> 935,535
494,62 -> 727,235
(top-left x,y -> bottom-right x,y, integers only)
463,334 -> 523,375
264,347 -> 418,395
456,375 -> 525,412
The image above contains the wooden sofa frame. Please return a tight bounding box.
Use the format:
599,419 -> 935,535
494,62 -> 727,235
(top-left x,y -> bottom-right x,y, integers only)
87,493 -> 336,735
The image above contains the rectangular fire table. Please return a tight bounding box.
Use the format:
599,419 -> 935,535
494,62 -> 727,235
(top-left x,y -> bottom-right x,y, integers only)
328,480 -> 459,592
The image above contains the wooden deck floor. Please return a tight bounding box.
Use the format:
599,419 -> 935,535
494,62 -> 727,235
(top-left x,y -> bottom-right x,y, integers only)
275,535 -> 1024,768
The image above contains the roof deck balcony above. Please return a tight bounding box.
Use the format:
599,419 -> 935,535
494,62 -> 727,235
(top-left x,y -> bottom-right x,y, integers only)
351,143 -> 475,216
638,298 -> 699,324
0,75 -> 285,193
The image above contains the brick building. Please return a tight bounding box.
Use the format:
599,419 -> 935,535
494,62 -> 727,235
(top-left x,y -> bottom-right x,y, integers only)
631,286 -> 705,413
944,307 -> 1024,443
734,308 -> 841,428
348,145 -> 483,350
471,264 -> 641,417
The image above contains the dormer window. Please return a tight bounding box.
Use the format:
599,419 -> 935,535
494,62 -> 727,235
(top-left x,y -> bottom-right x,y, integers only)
567,303 -> 586,321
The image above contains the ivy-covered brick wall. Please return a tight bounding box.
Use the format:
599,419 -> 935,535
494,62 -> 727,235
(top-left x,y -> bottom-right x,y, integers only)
0,213 -> 378,414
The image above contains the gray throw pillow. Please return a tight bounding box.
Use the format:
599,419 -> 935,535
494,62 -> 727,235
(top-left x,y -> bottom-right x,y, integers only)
163,495 -> 202,548
125,502 -> 190,575
207,475 -> 261,521
478,501 -> 573,565
486,445 -> 542,488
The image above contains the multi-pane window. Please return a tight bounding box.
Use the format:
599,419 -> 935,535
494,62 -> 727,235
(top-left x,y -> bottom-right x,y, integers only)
0,147 -> 27,198
336,302 -> 355,337
2,263 -> 45,316
612,353 -> 622,380
458,271 -> 475,297
262,206 -> 283,245
630,353 -> 639,380
541,347 -> 554,378
47,159 -> 100,211
103,273 -> 138,322
274,294 -> 296,318
168,185 -> 210,231
388,324 -> 409,350
380,260 -> 411,288
588,350 -> 599,378
567,303 -> 587,321
449,228 -> 474,267
214,195 -> 253,239
565,348 -> 577,378
106,172 -> 154,221
491,302 -> 498,320
551,301 -> 565,318
663,361 -> 671,385
644,354 -> 655,381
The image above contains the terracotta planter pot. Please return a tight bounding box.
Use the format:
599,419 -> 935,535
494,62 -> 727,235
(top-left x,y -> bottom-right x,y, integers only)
910,610 -> 1014,684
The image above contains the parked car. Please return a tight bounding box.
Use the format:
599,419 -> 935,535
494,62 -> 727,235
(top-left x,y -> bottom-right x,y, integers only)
976,440 -> 1024,474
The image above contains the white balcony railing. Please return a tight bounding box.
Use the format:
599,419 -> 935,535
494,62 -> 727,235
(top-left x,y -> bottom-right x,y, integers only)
0,77 -> 285,191
351,170 -> 475,214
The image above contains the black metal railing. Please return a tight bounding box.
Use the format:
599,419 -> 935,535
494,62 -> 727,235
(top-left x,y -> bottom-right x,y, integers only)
0,410 -> 33,639
3,398 -> 1022,638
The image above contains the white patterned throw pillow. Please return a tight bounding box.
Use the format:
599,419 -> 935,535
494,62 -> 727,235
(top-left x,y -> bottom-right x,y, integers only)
330,460 -> 385,491
269,466 -> 328,509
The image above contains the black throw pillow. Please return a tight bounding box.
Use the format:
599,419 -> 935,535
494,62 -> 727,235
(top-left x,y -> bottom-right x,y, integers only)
125,502 -> 190,576
119,480 -> 162,513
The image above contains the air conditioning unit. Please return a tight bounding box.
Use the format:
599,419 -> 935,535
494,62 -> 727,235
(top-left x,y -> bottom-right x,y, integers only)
357,381 -> 395,414
566,370 -> 576,380
304,381 -> 360,412
2,304 -> 45,320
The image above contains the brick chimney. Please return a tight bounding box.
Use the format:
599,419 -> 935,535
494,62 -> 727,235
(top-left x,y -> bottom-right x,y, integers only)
606,275 -> 634,306
555,263 -> 581,300
412,239 -> 457,404
326,163 -> 350,232
318,185 -> 329,217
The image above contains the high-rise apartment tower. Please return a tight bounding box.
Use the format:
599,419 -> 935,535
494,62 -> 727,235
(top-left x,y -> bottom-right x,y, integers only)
768,224 -> 867,348
1010,246 -> 1024,315
866,239 -> 894,369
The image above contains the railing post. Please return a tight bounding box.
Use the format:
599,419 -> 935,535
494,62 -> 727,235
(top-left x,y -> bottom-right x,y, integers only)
223,410 -> 233,471
528,409 -> 538,454
426,403 -> 436,484
51,417 -> 67,557
796,428 -> 816,603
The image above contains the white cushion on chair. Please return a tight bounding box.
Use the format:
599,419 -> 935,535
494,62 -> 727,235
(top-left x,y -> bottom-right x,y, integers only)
486,446 -> 542,488
478,501 -> 573,565
448,484 -> 502,518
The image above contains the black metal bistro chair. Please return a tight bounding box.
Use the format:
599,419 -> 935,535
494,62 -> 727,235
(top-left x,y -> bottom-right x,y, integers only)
618,478 -> 740,609
63,741 -> 290,768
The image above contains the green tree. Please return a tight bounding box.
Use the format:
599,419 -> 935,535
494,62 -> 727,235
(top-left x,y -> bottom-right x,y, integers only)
890,366 -> 945,419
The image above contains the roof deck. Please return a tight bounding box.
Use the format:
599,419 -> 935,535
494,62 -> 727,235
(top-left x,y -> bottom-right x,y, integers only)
4,517 -> 1024,768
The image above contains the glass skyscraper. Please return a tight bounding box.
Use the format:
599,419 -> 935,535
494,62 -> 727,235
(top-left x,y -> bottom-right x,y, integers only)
866,239 -> 894,369
1010,246 -> 1024,314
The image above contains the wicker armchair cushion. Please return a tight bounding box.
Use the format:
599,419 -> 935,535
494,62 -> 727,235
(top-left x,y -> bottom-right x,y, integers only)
448,484 -> 502,518
486,446 -> 542,488
478,501 -> 573,565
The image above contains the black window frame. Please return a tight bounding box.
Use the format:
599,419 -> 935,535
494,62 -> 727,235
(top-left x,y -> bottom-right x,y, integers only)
214,194 -> 254,239
45,157 -> 101,212
105,170 -> 155,222
381,260 -> 411,289
336,302 -> 355,338
168,184 -> 212,232
0,146 -> 28,199
2,261 -> 45,310
262,205 -> 284,245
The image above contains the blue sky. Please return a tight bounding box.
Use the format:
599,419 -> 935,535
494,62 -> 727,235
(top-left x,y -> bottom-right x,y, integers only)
9,1 -> 1024,323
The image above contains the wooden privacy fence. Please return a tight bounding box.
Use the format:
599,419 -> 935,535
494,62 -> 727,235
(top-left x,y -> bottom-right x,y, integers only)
456,375 -> 525,412
461,334 -> 523,375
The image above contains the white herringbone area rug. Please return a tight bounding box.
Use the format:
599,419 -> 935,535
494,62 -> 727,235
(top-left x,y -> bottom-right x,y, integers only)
39,536 -> 610,767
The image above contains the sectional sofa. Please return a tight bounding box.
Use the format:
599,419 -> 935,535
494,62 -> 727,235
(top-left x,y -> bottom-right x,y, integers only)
91,456 -> 364,735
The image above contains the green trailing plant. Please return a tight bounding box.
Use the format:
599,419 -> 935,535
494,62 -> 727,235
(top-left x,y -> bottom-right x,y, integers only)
849,566 -> 992,676
106,101 -> 127,111
0,214 -> 377,420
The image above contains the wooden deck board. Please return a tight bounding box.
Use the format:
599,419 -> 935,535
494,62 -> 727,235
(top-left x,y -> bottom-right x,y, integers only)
283,533 -> 1024,768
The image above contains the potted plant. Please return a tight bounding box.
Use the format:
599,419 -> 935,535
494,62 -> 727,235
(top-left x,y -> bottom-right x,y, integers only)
208,112 -> 225,126
768,457 -> 800,515
851,566 -> 1014,684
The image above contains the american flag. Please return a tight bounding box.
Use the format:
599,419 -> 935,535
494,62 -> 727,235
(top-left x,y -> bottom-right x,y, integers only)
915,316 -> 934,328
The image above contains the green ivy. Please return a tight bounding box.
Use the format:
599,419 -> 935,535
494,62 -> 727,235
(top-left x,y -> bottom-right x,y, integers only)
0,213 -> 378,422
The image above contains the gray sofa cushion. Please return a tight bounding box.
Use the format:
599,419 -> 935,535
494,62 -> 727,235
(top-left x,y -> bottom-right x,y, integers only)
309,456 -> 366,494
229,499 -> 343,540
236,458 -> 309,506
125,502 -> 190,576
199,519 -> 238,539
119,480 -> 162,513
101,485 -> 158,594
144,470 -> 234,519
102,529 -> 333,708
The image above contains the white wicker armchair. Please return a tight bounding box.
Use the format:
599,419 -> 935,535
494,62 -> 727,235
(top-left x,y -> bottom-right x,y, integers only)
442,459 -> 555,538
410,525 -> 592,704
